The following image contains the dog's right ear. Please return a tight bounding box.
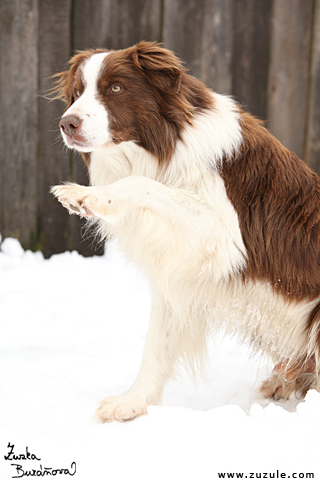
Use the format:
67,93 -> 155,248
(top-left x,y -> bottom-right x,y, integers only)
131,41 -> 186,94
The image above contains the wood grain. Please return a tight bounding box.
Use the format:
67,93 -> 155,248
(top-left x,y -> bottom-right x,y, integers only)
38,0 -> 73,257
0,0 -> 39,249
102,0 -> 161,50
163,0 -> 233,93
267,0 -> 313,159
232,0 -> 272,119
305,0 -> 320,174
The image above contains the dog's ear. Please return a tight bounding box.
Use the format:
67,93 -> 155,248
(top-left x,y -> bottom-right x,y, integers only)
50,70 -> 70,105
131,41 -> 185,94
50,51 -> 91,108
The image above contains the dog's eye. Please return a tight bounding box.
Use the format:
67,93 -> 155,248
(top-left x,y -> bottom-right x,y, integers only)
111,85 -> 122,93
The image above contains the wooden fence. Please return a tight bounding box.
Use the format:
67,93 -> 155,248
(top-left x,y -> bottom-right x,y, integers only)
0,0 -> 320,257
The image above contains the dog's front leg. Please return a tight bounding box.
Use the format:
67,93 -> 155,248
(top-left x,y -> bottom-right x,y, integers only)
51,178 -> 204,421
51,176 -> 241,421
51,175 -> 245,286
50,175 -> 210,230
96,291 -> 178,422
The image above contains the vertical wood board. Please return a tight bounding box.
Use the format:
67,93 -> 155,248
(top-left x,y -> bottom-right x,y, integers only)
101,0 -> 161,50
72,0 -> 113,51
305,0 -> 320,174
232,0 -> 272,120
38,0 -> 73,257
267,0 -> 313,159
0,0 -> 39,248
163,0 -> 233,93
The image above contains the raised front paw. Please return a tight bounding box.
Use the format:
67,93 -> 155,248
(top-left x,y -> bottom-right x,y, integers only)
51,184 -> 99,218
95,392 -> 149,423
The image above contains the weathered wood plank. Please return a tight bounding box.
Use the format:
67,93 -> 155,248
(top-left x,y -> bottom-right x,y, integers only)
73,0 -> 161,52
103,0 -> 162,50
38,0 -> 73,257
267,0 -> 313,159
232,0 -> 272,120
163,0 -> 233,93
0,0 -> 38,249
305,0 -> 320,174
72,0 -> 111,51
199,0 -> 233,93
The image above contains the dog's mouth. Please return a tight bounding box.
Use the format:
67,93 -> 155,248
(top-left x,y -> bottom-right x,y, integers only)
61,132 -> 93,152
61,130 -> 116,152
63,132 -> 88,148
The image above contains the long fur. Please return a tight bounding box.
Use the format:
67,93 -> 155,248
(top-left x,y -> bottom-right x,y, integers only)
50,42 -> 320,422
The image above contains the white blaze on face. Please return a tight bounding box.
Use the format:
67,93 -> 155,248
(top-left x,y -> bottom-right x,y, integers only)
61,52 -> 112,152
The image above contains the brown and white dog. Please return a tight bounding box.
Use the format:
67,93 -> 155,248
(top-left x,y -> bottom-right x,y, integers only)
51,41 -> 320,422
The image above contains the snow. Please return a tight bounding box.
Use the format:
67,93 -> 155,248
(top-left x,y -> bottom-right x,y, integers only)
0,236 -> 319,479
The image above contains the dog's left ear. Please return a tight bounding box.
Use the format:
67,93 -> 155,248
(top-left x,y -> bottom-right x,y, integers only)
131,41 -> 185,94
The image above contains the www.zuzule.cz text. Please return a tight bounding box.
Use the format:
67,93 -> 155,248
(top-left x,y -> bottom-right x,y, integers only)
4,442 -> 76,478
217,472 -> 314,479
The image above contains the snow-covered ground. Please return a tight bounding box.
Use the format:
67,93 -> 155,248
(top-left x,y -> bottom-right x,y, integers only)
0,236 -> 319,479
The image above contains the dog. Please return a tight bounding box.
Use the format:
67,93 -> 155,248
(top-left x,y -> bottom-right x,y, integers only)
51,41 -> 320,422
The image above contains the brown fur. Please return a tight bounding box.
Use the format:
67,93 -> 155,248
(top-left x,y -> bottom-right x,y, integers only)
222,111 -> 320,303
222,111 -> 320,397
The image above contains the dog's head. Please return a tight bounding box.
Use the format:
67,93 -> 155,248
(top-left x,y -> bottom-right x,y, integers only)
53,42 -> 185,162
52,41 -> 212,164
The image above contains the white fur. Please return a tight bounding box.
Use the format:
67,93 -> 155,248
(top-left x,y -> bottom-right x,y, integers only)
61,52 -> 112,152
53,80 -> 318,422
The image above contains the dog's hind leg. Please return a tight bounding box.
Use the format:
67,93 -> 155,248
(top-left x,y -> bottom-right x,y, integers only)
259,355 -> 318,400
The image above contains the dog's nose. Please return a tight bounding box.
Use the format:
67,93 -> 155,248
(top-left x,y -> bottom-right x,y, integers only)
59,115 -> 82,136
